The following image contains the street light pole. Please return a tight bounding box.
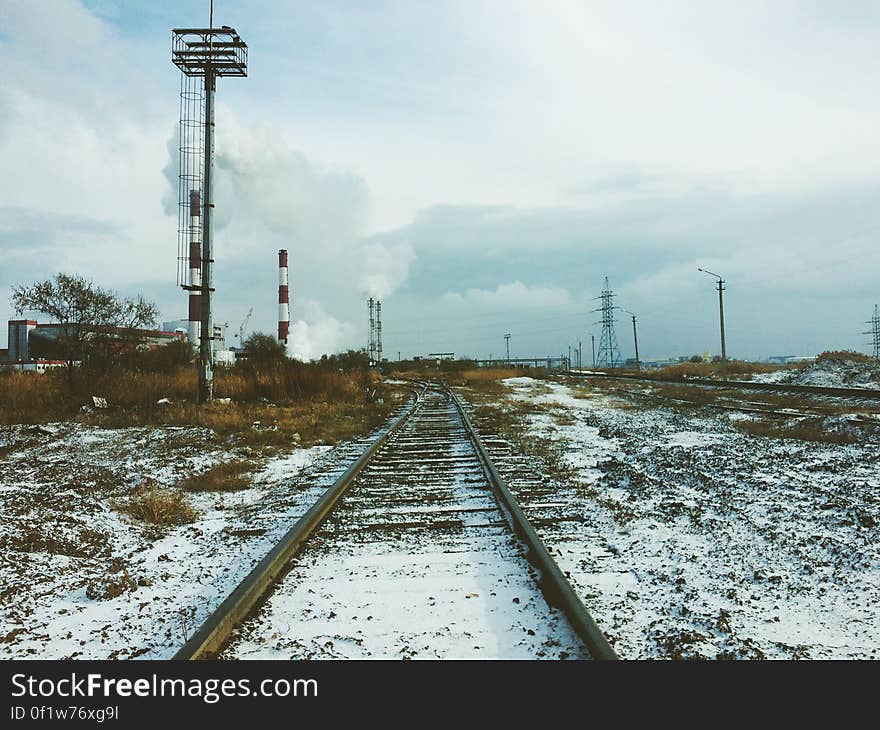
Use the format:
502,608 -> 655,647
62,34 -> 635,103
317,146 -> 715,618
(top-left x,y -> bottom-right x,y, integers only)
621,309 -> 640,370
697,268 -> 727,374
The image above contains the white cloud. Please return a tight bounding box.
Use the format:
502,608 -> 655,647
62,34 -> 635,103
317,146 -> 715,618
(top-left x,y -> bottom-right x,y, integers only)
358,241 -> 415,300
442,281 -> 573,310
2,0 -> 879,361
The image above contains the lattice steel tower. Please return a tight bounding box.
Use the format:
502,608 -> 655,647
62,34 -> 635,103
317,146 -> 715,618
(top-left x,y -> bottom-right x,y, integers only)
172,21 -> 248,403
593,277 -> 622,368
866,304 -> 880,360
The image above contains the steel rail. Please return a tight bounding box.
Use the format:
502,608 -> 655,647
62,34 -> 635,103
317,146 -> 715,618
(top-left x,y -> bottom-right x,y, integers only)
601,384 -> 825,419
446,387 -> 620,660
173,385 -> 427,660
565,370 -> 880,400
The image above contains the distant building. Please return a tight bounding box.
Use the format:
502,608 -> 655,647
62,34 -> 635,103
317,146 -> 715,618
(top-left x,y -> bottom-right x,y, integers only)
637,357 -> 683,369
7,320 -> 37,362
162,319 -> 189,335
2,318 -> 185,366
764,354 -> 815,364
164,319 -> 231,362
4,360 -> 66,373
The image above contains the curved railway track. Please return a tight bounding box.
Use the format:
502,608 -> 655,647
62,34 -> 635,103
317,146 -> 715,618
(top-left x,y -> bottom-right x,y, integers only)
565,370 -> 880,402
562,371 -> 880,427
175,384 -> 617,660
591,383 -> 880,425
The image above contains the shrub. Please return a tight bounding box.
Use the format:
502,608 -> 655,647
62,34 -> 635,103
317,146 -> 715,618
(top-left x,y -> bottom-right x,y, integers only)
815,350 -> 872,364
113,484 -> 197,525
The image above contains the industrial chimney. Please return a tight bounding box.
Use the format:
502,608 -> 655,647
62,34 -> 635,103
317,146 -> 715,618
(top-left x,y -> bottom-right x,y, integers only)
187,190 -> 202,347
278,249 -> 290,345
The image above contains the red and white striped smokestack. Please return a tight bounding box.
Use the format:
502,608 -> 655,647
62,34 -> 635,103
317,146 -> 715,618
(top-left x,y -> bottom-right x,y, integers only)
187,190 -> 202,347
278,249 -> 290,345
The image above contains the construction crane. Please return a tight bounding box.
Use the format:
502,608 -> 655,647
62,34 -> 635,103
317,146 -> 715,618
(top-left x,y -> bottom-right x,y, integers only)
234,307 -> 253,347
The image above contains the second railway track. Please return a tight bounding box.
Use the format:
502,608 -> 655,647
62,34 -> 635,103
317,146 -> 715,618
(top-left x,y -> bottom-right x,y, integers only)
177,385 -> 616,660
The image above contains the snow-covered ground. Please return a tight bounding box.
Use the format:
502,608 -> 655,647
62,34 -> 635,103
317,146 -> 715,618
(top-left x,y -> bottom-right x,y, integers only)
0,422 -> 378,659
465,376 -> 880,659
750,358 -> 880,389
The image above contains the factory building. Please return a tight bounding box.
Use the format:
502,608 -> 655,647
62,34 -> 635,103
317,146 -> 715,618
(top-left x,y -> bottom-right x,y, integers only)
163,319 -> 235,365
6,320 -> 37,362
1,318 -> 186,366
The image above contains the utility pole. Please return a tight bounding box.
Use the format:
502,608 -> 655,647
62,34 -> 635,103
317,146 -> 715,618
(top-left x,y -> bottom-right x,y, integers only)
578,340 -> 582,369
504,333 -> 511,366
368,297 -> 375,365
376,300 -> 383,366
591,334 -> 596,367
865,304 -> 880,360
568,345 -> 571,372
621,309 -> 640,370
698,268 -> 727,373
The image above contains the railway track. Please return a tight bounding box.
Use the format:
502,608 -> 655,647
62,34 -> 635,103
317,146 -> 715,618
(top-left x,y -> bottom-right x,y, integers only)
592,384 -> 880,425
175,384 -> 616,660
565,370 -> 880,402
562,371 -> 880,426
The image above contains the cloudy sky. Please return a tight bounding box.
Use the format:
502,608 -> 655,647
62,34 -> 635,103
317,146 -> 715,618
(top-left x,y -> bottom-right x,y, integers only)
1,0 -> 878,361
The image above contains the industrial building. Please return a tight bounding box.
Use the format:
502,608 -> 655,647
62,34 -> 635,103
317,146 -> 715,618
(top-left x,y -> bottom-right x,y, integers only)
1,318 -> 186,367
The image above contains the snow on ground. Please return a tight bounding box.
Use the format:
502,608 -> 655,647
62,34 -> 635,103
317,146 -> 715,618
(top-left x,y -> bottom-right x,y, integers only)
0,422 -> 350,659
750,358 -> 880,389
468,376 -> 880,659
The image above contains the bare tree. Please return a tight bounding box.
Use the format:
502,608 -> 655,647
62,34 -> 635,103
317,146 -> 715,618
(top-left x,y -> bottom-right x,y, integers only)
89,294 -> 162,371
11,273 -> 159,374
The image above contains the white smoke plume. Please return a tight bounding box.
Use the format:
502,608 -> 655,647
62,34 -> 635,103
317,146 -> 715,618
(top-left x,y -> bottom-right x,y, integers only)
289,299 -> 356,361
358,241 -> 415,300
159,106 -> 420,357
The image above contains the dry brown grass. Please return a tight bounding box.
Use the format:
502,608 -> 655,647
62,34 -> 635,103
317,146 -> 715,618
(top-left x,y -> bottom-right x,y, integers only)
0,364 -> 409,457
86,570 -> 137,601
816,350 -> 873,364
0,362 -> 380,425
113,484 -> 198,525
0,372 -> 65,423
178,460 -> 253,492
459,368 -> 527,383
6,526 -> 109,558
645,360 -> 793,381
734,417 -> 857,445
85,395 -> 402,450
444,368 -> 540,395
581,378 -> 864,417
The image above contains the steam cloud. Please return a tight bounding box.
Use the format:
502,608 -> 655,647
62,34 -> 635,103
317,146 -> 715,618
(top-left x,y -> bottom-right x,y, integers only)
160,107 -> 418,359
359,241 -> 415,300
